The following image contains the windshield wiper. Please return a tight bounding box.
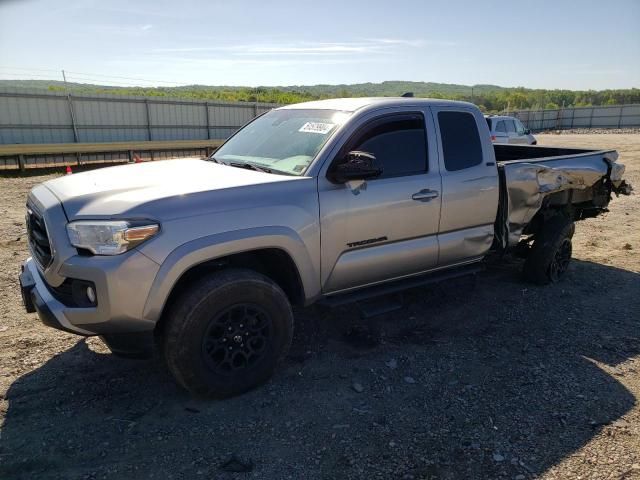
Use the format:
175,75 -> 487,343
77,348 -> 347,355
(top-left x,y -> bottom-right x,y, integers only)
227,161 -> 273,173
209,157 -> 265,171
220,160 -> 296,176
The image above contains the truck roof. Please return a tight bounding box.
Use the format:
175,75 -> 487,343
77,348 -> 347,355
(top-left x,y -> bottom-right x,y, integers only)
485,115 -> 517,120
279,97 -> 477,112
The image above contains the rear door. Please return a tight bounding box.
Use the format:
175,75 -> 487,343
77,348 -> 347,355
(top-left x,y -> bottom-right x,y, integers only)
431,107 -> 499,266
493,119 -> 509,143
504,119 -> 519,143
318,110 -> 442,293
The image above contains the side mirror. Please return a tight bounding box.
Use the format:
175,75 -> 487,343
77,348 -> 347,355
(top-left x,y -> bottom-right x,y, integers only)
329,151 -> 382,184
524,129 -> 531,135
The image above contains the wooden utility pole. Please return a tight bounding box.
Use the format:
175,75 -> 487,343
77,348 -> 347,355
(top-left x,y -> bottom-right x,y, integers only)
62,70 -> 80,144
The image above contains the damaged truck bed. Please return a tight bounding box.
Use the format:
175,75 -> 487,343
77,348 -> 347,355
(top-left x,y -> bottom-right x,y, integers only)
494,144 -> 631,249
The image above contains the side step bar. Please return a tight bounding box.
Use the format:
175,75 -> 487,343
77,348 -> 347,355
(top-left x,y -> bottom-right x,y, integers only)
318,263 -> 483,312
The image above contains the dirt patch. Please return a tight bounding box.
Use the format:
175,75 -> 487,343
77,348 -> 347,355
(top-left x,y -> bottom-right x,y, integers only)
0,134 -> 638,479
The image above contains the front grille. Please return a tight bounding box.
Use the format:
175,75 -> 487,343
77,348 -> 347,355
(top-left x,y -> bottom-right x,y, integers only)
26,204 -> 53,268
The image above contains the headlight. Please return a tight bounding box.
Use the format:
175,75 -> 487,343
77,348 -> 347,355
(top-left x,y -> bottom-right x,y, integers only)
66,220 -> 159,255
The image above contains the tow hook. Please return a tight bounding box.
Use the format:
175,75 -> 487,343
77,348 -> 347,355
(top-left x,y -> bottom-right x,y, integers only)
613,180 -> 633,196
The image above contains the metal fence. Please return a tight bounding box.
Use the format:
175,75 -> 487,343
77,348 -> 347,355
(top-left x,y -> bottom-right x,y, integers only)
2,87 -> 638,146
0,87 -> 280,145
503,104 -> 640,132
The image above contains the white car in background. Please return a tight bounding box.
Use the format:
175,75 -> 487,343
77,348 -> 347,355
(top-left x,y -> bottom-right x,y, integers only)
485,115 -> 537,144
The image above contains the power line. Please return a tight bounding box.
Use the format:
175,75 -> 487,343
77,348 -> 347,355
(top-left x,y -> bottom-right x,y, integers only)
0,71 -> 63,80
0,73 -> 135,87
65,70 -> 185,85
64,75 -> 166,87
0,65 -> 62,73
0,66 -> 188,86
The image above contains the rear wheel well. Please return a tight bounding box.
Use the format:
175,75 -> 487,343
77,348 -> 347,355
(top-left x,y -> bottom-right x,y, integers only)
156,248 -> 304,336
524,180 -> 611,239
523,205 -> 572,238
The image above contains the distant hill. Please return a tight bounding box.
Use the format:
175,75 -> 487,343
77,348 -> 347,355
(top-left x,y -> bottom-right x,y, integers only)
0,79 -> 506,96
0,79 -> 638,112
275,81 -> 506,97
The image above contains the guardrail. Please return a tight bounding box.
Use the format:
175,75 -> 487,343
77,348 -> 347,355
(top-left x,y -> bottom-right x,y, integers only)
0,139 -> 223,171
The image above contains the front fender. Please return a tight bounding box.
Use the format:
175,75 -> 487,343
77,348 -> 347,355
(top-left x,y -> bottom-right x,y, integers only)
141,226 -> 319,322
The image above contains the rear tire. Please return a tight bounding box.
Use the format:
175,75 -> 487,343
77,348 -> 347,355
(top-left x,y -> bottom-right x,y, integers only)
163,269 -> 293,398
523,215 -> 575,285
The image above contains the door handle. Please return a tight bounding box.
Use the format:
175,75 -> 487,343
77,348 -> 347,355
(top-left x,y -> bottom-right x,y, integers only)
411,189 -> 439,202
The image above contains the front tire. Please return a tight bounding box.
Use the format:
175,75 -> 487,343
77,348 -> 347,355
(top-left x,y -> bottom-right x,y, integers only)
163,269 -> 293,397
523,215 -> 575,285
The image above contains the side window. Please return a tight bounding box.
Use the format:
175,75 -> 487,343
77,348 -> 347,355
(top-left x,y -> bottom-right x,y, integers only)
348,115 -> 428,178
505,120 -> 516,133
437,111 -> 483,171
495,121 -> 507,133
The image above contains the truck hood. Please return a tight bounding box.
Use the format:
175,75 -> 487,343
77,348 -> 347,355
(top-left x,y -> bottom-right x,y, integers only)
44,159 -> 300,220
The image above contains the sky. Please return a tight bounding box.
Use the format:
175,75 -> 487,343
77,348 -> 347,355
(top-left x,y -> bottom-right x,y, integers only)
0,0 -> 639,90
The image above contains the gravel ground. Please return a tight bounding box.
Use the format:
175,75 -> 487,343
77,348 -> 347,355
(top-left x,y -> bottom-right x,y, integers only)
540,128 -> 640,135
0,134 -> 638,480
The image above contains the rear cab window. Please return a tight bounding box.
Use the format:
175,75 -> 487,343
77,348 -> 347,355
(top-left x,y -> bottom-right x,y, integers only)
437,111 -> 483,171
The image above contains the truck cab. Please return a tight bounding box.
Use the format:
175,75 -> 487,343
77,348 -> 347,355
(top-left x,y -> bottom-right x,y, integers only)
310,99 -> 499,292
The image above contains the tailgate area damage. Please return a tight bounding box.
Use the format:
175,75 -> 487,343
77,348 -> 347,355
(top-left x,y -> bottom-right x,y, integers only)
495,152 -> 632,248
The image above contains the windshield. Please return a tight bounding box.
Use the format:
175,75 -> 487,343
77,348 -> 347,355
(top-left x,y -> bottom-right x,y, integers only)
212,108 -> 351,175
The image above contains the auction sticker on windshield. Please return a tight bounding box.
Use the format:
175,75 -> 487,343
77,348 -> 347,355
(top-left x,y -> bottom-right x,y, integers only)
299,122 -> 335,134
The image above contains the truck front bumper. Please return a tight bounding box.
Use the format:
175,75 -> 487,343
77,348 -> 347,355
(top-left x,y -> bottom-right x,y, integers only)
20,257 -> 94,335
19,253 -> 160,337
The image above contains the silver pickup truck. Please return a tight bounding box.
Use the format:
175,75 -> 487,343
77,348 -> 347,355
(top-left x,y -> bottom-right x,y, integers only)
19,98 -> 631,397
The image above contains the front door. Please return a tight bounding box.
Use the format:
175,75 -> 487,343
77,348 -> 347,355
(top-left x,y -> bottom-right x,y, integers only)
514,118 -> 530,143
318,112 -> 441,293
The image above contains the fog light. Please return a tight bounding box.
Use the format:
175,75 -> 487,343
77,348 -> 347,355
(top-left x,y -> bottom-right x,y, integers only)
86,286 -> 96,304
